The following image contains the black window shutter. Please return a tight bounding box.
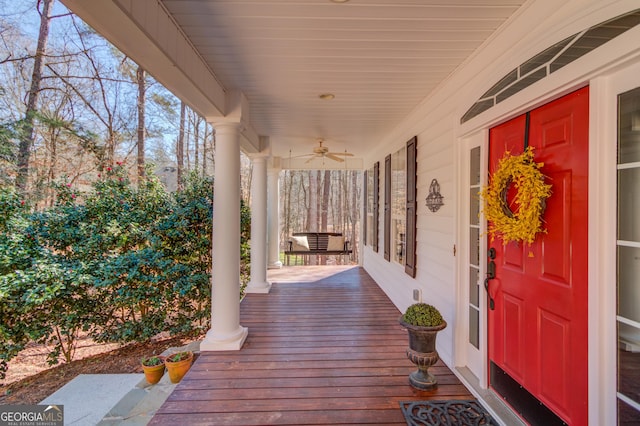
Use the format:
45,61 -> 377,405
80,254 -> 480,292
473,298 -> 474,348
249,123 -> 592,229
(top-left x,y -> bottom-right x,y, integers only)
384,154 -> 391,261
405,136 -> 417,278
373,162 -> 379,252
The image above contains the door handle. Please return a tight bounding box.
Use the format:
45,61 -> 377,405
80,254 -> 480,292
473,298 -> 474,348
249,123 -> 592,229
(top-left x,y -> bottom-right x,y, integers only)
484,277 -> 495,310
485,249 -> 496,310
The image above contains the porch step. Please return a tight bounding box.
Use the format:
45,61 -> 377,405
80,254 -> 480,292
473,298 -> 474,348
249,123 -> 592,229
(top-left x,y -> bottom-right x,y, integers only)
97,341 -> 201,426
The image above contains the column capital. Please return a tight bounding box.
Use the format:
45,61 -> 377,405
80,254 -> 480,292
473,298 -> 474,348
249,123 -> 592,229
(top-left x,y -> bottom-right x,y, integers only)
211,121 -> 242,134
248,152 -> 270,161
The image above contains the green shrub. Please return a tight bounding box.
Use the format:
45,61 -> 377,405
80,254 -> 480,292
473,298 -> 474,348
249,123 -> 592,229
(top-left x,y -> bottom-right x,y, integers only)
0,166 -> 251,378
401,303 -> 444,327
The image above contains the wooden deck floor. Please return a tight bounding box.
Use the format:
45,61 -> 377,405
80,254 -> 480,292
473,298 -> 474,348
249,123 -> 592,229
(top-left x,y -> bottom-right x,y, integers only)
150,266 -> 473,425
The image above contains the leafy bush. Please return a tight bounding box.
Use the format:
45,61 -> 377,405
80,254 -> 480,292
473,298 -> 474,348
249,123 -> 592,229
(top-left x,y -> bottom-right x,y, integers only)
401,303 -> 444,327
0,167 -> 251,378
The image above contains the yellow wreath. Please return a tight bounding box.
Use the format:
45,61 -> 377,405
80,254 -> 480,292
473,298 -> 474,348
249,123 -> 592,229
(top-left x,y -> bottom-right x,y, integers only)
480,147 -> 552,245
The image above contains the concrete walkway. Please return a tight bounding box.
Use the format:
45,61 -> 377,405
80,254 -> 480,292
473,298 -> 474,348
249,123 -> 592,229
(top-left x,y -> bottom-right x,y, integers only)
96,373 -> 177,426
42,374 -> 144,426
41,341 -> 199,426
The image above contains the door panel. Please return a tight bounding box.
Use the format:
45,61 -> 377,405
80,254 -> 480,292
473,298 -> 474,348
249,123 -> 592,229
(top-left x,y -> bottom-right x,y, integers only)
504,243 -> 525,270
502,294 -> 525,380
539,169 -> 572,285
488,87 -> 589,425
539,310 -> 570,413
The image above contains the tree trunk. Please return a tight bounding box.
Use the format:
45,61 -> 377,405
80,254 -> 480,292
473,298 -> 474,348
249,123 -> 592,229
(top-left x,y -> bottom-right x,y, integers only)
47,126 -> 58,207
203,124 -> 214,175
185,110 -> 192,171
321,170 -> 330,231
337,171 -> 344,232
194,115 -> 200,176
317,171 -> 323,230
308,171 -> 318,265
176,101 -> 186,191
284,170 -> 292,241
337,171 -> 345,264
244,160 -> 253,206
202,123 -> 209,175
320,170 -> 331,264
308,171 -> 317,232
136,65 -> 146,181
16,0 -> 55,193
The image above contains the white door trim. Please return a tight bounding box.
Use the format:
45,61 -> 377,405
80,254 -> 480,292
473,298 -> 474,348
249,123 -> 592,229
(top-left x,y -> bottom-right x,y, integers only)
589,58 -> 640,426
454,131 -> 488,386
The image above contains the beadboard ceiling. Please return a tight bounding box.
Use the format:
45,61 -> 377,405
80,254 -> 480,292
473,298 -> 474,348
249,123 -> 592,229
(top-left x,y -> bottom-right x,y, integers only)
70,0 -> 530,163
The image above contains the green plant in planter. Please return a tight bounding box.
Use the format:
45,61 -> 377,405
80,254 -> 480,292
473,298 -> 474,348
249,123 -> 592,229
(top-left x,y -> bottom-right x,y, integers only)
164,351 -> 193,383
141,355 -> 164,367
166,351 -> 191,362
401,303 -> 444,327
141,355 -> 165,385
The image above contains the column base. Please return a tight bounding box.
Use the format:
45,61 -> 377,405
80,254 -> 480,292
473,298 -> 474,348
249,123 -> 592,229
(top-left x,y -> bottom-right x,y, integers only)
200,326 -> 248,351
268,261 -> 283,269
245,280 -> 272,294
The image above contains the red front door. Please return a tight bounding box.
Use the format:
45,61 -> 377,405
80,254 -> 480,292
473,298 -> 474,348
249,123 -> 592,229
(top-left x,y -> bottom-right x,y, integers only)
487,87 -> 589,425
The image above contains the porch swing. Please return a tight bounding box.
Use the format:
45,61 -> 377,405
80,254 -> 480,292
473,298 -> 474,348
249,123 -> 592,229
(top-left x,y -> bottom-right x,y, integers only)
284,151 -> 353,265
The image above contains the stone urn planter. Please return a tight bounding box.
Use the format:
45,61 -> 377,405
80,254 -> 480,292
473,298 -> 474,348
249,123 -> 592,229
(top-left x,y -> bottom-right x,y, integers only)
141,355 -> 165,385
164,351 -> 193,383
399,303 -> 447,390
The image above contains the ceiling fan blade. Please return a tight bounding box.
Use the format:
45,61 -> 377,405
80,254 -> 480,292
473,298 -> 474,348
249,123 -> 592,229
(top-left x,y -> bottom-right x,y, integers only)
304,156 -> 317,163
325,153 -> 345,162
328,152 -> 354,157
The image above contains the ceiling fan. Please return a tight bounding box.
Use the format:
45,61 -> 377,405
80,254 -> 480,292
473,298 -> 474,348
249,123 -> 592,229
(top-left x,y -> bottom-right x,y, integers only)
298,139 -> 354,163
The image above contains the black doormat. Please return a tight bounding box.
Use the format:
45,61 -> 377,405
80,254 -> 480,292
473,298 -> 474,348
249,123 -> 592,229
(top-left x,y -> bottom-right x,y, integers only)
400,400 -> 498,426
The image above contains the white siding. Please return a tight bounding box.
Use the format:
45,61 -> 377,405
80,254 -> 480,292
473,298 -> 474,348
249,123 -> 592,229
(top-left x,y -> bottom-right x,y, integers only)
362,0 -> 640,374
365,109 -> 458,363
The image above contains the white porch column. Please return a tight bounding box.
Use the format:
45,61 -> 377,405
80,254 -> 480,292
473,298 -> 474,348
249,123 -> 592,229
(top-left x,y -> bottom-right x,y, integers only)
267,167 -> 283,269
201,122 -> 248,351
245,155 -> 271,293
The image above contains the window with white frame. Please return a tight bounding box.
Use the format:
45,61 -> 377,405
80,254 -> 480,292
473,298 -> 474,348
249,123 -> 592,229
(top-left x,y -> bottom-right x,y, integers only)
617,86 -> 640,419
391,146 -> 406,264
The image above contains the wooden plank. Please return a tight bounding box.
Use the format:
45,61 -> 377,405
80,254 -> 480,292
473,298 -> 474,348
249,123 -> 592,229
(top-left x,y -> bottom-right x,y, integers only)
149,266 -> 473,425
159,395 -> 474,413
168,384 -> 473,401
174,374 -> 464,390
192,352 -> 405,363
184,366 -> 442,380
150,410 -> 407,426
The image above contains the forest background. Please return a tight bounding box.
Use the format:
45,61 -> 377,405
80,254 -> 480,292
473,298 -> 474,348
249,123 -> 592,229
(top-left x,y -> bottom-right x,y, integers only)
0,0 -> 361,382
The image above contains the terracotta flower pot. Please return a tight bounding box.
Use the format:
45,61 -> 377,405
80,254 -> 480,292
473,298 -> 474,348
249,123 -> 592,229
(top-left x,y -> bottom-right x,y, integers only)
164,351 -> 193,383
141,356 -> 165,385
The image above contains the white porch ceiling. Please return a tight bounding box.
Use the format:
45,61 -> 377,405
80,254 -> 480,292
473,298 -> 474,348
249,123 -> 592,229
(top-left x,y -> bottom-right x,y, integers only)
63,0 -> 528,163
